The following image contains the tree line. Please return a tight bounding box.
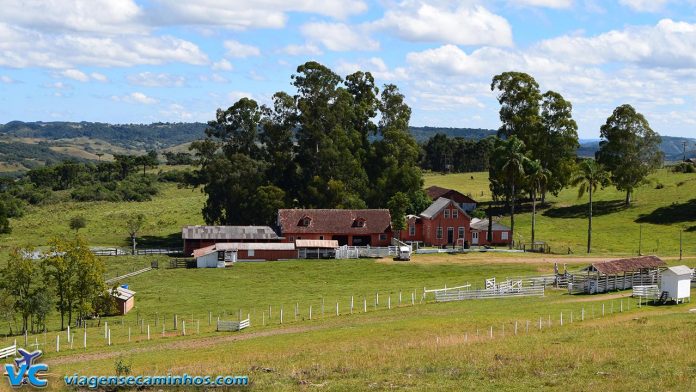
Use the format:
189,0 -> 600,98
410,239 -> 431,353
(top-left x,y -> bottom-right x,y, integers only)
487,71 -> 663,253
0,236 -> 115,335
187,61 -> 430,227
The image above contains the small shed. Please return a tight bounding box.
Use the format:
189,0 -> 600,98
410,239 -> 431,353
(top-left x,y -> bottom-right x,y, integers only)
660,265 -> 693,303
193,242 -> 297,267
296,239 -> 338,259
111,286 -> 135,315
570,255 -> 666,294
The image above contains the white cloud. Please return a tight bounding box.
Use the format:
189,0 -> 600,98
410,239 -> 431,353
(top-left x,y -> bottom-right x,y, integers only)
151,0 -> 368,30
228,91 -> 254,102
127,72 -> 186,87
618,0 -> 670,12
282,43 -> 323,56
537,19 -> 696,68
61,69 -> 90,82
0,75 -> 15,83
373,3 -> 513,47
112,92 -> 159,105
0,0 -> 145,34
90,72 -> 108,82
212,59 -> 233,71
223,40 -> 261,58
0,24 -> 208,68
336,57 -> 408,81
200,73 -> 229,83
514,0 -> 573,8
300,22 -> 379,51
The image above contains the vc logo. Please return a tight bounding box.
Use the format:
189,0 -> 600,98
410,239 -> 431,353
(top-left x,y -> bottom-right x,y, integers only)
3,349 -> 48,388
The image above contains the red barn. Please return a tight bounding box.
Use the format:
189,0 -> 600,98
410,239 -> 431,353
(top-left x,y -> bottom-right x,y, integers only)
277,209 -> 392,246
182,225 -> 282,256
470,218 -> 512,246
417,197 -> 471,247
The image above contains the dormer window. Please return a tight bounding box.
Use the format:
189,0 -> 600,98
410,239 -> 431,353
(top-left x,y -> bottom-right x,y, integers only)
298,217 -> 311,227
352,218 -> 366,228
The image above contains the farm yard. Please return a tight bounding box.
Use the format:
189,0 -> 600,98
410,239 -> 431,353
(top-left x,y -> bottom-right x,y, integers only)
1,168 -> 695,391
2,254 -> 694,391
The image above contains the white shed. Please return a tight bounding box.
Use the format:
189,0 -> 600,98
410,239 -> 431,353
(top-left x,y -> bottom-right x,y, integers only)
660,265 -> 693,303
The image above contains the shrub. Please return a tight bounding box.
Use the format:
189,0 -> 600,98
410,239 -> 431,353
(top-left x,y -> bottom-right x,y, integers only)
70,184 -> 120,202
655,183 -> 664,189
672,162 -> 695,173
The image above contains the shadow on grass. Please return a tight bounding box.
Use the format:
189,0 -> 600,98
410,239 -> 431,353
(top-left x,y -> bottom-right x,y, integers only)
542,200 -> 627,219
635,199 -> 696,225
137,232 -> 181,248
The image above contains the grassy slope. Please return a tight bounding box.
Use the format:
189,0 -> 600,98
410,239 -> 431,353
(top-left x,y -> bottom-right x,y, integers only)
425,168 -> 696,256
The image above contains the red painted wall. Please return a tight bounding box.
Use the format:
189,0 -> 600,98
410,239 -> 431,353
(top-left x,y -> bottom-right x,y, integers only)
237,249 -> 298,260
421,201 -> 471,247
281,232 -> 392,246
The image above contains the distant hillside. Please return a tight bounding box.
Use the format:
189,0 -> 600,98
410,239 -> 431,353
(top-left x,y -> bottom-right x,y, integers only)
578,136 -> 696,161
0,121 -> 207,149
408,126 -> 497,142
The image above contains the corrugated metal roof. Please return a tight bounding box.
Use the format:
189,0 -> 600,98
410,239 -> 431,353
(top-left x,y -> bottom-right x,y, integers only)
663,265 -> 694,276
470,218 -> 510,231
193,242 -> 295,257
112,287 -> 135,301
182,225 -> 280,240
295,239 -> 339,248
420,197 -> 469,219
588,256 -> 666,275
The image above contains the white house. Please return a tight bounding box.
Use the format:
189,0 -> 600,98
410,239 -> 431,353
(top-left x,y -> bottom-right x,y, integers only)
660,265 -> 693,303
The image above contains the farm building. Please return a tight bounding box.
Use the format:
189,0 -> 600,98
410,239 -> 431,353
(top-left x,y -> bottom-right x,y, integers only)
660,265 -> 693,303
569,255 -> 666,294
193,242 -> 297,267
399,198 -> 511,248
277,209 -> 392,246
469,218 -> 512,246
182,225 -> 282,256
425,186 -> 477,212
296,239 -> 339,259
111,286 -> 135,315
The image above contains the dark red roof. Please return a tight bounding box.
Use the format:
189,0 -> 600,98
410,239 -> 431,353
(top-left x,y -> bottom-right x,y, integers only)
278,209 -> 391,235
425,186 -> 477,204
588,255 -> 666,275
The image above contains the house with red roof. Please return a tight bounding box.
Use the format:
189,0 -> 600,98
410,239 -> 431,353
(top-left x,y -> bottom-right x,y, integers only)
277,209 -> 392,246
425,186 -> 478,212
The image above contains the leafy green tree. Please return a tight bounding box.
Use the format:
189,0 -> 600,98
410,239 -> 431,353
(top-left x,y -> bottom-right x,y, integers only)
570,160 -> 611,253
0,202 -> 11,234
387,192 -> 410,239
0,288 -> 17,335
43,238 -> 78,330
207,97 -> 263,159
539,91 -> 579,201
251,185 -> 287,226
491,72 -> 542,149
596,104 -> 663,206
491,136 -> 528,248
70,236 -> 107,324
136,150 -> 159,175
124,213 -> 147,255
29,290 -> 52,333
525,159 -> 550,247
69,215 -> 87,233
260,92 -> 299,195
1,248 -> 38,333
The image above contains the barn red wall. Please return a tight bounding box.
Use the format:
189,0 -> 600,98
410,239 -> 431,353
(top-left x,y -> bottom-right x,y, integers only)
237,249 -> 297,260
472,229 -> 512,246
281,232 -> 392,246
421,202 -> 471,247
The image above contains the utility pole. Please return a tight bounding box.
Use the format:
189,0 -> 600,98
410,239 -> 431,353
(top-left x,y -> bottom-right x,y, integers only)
679,227 -> 683,261
682,141 -> 688,161
638,224 -> 642,256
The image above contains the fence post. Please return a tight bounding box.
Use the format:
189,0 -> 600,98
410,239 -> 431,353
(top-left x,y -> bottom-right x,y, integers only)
526,320 -> 529,333
412,291 -> 415,306
108,329 -> 111,346
128,327 -> 131,342
560,312 -> 563,326
174,315 -> 178,330
388,296 -> 391,310
309,306 -> 312,320
581,308 -> 585,321
280,307 -> 284,324
399,291 -> 402,306
602,303 -> 605,316
147,325 -> 150,340
335,302 -> 339,316
56,335 -> 60,352
364,298 -> 367,313
376,292 -> 379,307
182,321 -> 186,336
538,317 -> 542,330
162,322 -> 165,337
350,296 -> 354,314
67,326 -> 71,343
620,300 -> 623,313
104,322 -> 108,339
489,326 -> 493,338
83,328 -> 87,349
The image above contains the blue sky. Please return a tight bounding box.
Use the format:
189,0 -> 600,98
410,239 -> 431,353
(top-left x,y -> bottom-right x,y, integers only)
1,0 -> 696,138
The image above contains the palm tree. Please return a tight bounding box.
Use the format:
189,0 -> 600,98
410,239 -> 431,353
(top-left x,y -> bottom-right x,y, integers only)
570,159 -> 611,253
499,136 -> 528,249
526,159 -> 550,248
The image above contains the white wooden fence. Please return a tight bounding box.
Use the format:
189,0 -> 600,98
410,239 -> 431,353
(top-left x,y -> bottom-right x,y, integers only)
216,318 -> 250,332
633,285 -> 660,299
105,267 -> 153,285
0,343 -> 16,359
432,278 -> 545,302
335,246 -> 398,259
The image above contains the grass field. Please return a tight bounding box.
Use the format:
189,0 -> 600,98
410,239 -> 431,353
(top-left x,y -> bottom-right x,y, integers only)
3,254 -> 693,391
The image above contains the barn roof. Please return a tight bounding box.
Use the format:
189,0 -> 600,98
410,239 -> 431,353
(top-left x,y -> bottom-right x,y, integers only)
425,186 -> 478,204
585,255 -> 666,275
470,218 -> 510,231
295,239 -> 339,248
193,242 -> 295,257
111,287 -> 135,301
277,209 -> 391,234
182,225 -> 280,241
662,265 -> 694,276
420,197 -> 469,219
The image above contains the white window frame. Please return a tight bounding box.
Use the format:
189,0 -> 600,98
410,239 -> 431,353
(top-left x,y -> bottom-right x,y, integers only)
409,224 -> 416,236
458,227 -> 465,239
436,226 -> 443,239
501,231 -> 509,240
452,209 -> 458,219
443,209 -> 450,219
248,249 -> 255,257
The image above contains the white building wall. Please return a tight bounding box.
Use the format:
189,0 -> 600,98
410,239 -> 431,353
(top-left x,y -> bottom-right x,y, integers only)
196,252 -> 220,268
